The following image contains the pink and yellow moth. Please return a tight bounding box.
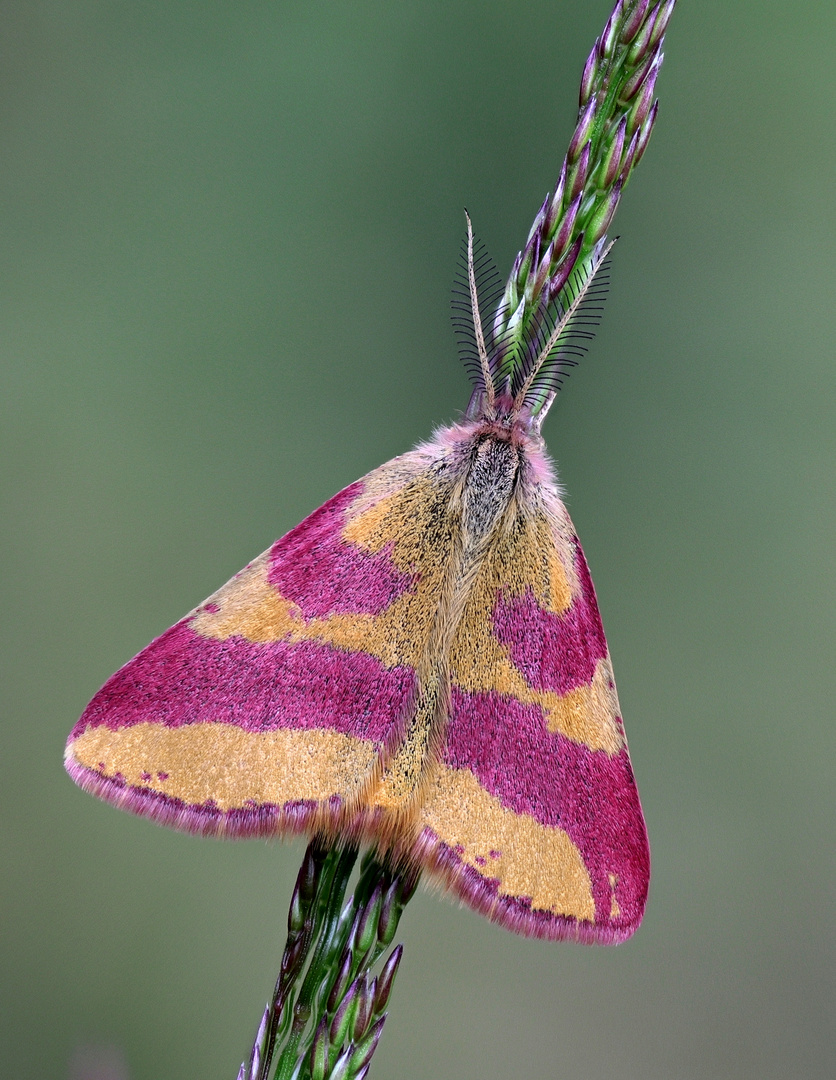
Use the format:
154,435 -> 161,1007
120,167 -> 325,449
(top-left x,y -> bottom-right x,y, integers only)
65,220 -> 649,944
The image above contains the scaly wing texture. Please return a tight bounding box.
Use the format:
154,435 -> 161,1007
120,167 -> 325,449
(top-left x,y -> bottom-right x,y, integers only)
415,493 -> 649,942
65,451 -> 456,838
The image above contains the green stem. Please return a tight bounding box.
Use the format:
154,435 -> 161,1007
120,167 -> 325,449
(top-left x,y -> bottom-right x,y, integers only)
273,845 -> 359,1080
237,840 -> 415,1080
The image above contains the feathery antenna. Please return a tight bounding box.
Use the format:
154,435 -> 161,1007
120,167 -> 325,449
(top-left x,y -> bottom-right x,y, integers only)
513,240 -> 615,411
451,215 -> 503,398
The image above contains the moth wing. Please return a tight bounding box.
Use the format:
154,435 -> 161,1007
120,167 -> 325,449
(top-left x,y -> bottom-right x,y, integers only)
66,451 -> 455,839
415,498 -> 650,942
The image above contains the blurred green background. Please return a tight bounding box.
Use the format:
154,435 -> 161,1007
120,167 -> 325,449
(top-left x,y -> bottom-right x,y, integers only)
2,1 -> 834,1077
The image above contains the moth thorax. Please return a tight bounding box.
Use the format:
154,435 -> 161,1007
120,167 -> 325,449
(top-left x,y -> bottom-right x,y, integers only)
461,436 -> 518,544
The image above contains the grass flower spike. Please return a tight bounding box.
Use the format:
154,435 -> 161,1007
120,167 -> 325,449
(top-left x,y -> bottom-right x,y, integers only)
473,0 -> 675,420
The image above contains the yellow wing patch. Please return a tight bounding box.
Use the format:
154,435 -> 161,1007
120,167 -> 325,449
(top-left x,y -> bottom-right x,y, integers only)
69,723 -> 378,813
418,763 -> 595,921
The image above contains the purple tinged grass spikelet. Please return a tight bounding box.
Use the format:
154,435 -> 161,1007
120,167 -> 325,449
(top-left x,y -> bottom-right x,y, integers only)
494,253 -> 521,339
547,235 -> 583,302
397,868 -> 420,908
376,881 -> 402,946
620,128 -> 639,173
526,192 -> 551,245
254,1005 -> 270,1066
627,1 -> 660,63
330,984 -> 360,1056
351,977 -> 373,1042
238,1004 -> 270,1080
648,0 -> 676,48
599,1 -> 622,58
327,953 -> 354,1015
517,229 -> 540,291
328,1047 -> 354,1080
551,192 -> 582,261
584,181 -> 622,246
309,1021 -> 330,1080
548,161 -> 567,224
373,945 -> 403,1013
351,1017 -> 386,1075
597,116 -> 626,187
298,846 -> 320,900
626,59 -> 659,136
355,884 -> 384,957
280,934 -> 307,981
620,49 -> 657,103
287,888 -> 305,936
287,854 -> 316,935
567,95 -> 597,163
567,141 -> 592,203
633,100 -> 659,166
579,44 -> 598,106
621,0 -> 650,43
531,240 -> 555,300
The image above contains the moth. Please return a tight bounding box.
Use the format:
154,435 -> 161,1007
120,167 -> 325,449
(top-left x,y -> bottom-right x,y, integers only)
65,220 -> 649,943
